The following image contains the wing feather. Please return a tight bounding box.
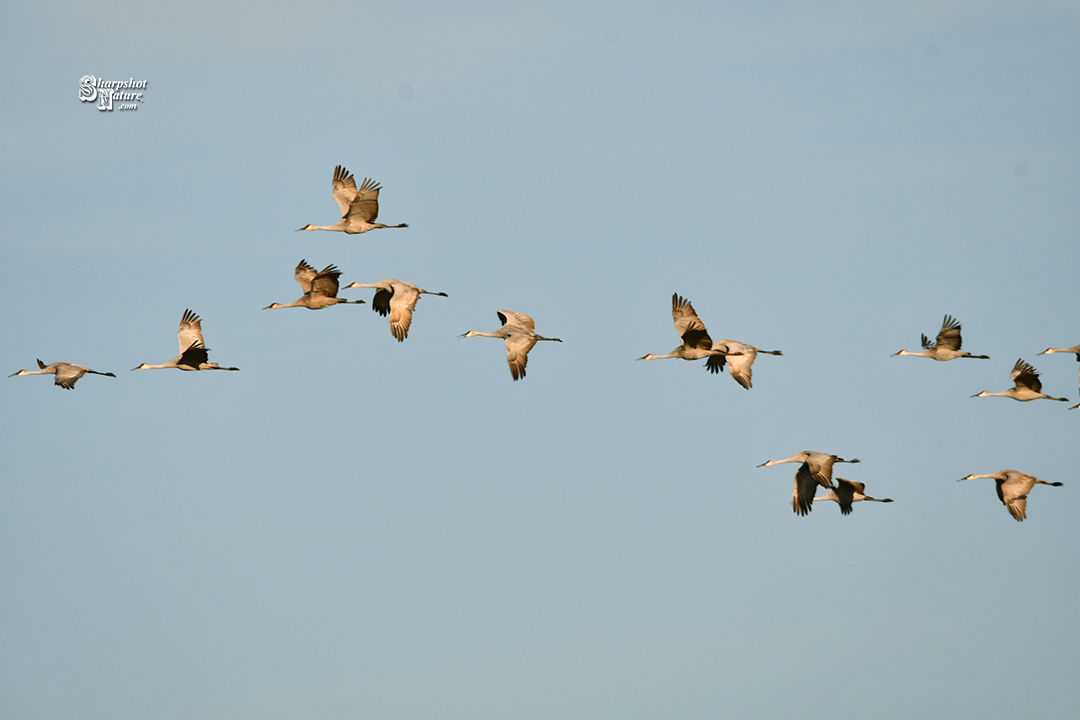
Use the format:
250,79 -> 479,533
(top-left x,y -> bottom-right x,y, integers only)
672,294 -> 712,351
345,178 -> 382,223
178,310 -> 205,355
332,165 -> 358,216
1010,359 -> 1042,392
936,315 -> 963,352
309,265 -> 342,298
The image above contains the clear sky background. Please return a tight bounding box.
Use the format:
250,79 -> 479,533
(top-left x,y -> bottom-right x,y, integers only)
2,2 -> 1079,718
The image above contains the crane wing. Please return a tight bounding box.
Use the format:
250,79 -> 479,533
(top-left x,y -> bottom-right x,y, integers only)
721,341 -> 756,389
705,355 -> 727,374
1002,491 -> 1028,522
332,165 -> 358,216
387,284 -> 420,342
371,287 -> 393,317
837,478 -> 866,496
997,472 -> 1035,522
53,363 -> 84,390
672,294 -> 712,351
178,341 -> 209,369
310,265 -> 343,298
936,315 -> 963,352
1010,359 -> 1042,392
345,178 -> 382,223
806,454 -> 839,489
505,333 -> 538,381
294,259 -> 318,293
498,311 -> 536,333
178,310 -> 205,355
793,463 -> 817,516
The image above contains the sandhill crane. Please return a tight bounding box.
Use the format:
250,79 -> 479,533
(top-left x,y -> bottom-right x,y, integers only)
264,260 -> 364,310
460,310 -> 561,381
132,310 -> 239,372
296,165 -> 408,235
970,358 -> 1069,402
637,294 -> 743,364
814,478 -> 893,515
757,451 -> 861,516
958,469 -> 1063,522
892,315 -> 989,360
9,359 -> 115,390
343,279 -> 447,341
1037,343 -> 1080,361
704,341 -> 782,389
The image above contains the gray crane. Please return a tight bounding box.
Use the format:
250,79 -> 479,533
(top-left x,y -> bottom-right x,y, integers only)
892,315 -> 989,360
757,451 -> 861,516
132,309 -> 239,372
296,165 -> 408,235
970,358 -> 1069,402
637,294 -> 743,364
958,469 -> 1063,522
264,260 -> 364,310
343,278 -> 447,341
460,310 -> 561,381
814,478 -> 893,515
9,359 -> 115,390
704,340 -> 782,389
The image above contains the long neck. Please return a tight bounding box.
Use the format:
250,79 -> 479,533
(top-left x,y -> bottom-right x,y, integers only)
769,455 -> 804,466
638,349 -> 682,360
894,350 -> 930,357
300,221 -> 348,232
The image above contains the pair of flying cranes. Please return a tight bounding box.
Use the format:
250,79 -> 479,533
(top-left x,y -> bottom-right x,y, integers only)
11,167 -> 1075,521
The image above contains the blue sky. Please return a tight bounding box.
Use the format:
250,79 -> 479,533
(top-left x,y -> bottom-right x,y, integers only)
2,2 -> 1079,718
